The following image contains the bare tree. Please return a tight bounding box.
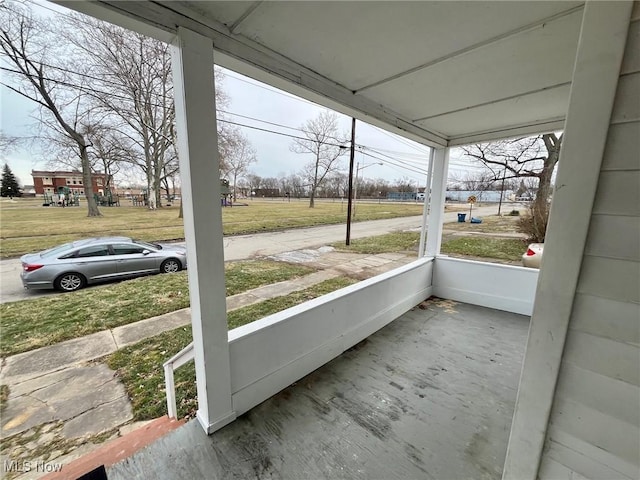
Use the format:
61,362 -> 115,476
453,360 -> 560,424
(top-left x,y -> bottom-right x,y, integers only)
0,132 -> 20,156
245,173 -> 262,198
290,111 -> 347,208
393,176 -> 415,193
461,134 -> 561,209
60,17 -> 175,209
448,170 -> 498,200
222,131 -> 256,200
47,121 -> 125,190
462,133 -> 562,241
0,2 -> 101,216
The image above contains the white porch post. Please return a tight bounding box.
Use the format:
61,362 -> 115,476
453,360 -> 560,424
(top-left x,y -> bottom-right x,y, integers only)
418,149 -> 435,257
502,2 -> 633,479
171,27 -> 235,433
425,147 -> 450,257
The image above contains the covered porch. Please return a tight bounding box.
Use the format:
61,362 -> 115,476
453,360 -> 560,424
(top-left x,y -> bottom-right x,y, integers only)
55,1 -> 639,479
108,300 -> 529,479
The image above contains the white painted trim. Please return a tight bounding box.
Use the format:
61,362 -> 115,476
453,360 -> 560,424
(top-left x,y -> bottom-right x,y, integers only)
433,256 -> 539,316
418,149 -> 435,257
228,258 -> 434,415
502,3 -> 634,479
425,148 -> 450,257
447,118 -> 567,146
55,1 -> 174,43
172,27 -> 235,433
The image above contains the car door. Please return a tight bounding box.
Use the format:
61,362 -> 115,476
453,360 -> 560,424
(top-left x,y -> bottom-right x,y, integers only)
110,243 -> 160,277
66,244 -> 116,281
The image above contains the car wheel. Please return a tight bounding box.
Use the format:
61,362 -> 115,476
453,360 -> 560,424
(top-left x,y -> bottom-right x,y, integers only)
55,272 -> 86,292
160,258 -> 182,273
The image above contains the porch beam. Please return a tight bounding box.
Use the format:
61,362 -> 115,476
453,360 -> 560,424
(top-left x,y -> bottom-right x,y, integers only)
447,117 -> 567,146
502,2 -> 634,479
425,147 -> 450,257
171,27 -> 236,434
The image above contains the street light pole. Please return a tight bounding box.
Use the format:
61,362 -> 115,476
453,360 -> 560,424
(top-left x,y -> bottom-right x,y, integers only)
353,161 -> 383,219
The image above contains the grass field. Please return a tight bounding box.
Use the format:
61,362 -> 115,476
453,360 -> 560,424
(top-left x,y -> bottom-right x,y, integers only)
441,237 -> 525,262
0,260 -> 316,357
106,276 -> 356,421
0,198 -> 425,258
443,214 -> 523,233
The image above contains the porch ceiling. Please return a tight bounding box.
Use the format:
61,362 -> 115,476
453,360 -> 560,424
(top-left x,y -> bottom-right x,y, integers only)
58,1 -> 584,146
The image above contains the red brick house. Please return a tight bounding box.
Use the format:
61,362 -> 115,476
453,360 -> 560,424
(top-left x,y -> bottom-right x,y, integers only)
31,170 -> 112,196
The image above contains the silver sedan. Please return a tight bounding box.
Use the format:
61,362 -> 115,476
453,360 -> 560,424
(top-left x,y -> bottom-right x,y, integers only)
20,237 -> 188,292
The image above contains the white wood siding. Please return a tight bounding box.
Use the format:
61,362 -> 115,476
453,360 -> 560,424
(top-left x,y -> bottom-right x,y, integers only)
538,12 -> 640,479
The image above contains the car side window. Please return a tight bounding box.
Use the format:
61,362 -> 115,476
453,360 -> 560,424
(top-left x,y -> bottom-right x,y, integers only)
76,245 -> 111,258
112,244 -> 146,255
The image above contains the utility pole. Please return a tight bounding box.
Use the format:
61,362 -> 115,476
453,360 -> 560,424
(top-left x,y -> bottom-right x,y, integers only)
345,118 -> 356,245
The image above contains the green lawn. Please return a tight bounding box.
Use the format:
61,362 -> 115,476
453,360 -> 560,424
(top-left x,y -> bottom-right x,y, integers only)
333,231 -> 421,254
443,214 -> 523,233
0,260 -> 315,357
334,230 -> 524,263
441,237 -> 525,262
0,199 -> 424,258
106,276 -> 356,421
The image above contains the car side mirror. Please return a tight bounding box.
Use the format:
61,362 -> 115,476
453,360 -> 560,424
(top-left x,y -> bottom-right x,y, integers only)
142,249 -> 151,256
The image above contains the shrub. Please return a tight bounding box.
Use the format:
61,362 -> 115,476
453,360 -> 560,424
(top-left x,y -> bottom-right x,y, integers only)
517,201 -> 550,243
508,209 -> 520,216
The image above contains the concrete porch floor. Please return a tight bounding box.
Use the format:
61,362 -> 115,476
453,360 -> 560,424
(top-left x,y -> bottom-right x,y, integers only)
107,299 -> 529,480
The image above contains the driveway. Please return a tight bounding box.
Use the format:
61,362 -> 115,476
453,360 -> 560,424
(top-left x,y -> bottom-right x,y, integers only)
0,205 -> 504,303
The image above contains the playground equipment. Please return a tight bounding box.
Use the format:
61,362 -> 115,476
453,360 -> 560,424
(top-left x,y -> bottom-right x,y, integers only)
94,188 -> 120,206
42,187 -> 79,207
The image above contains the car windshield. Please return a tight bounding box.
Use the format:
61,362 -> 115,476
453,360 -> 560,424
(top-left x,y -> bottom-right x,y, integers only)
133,239 -> 162,250
40,243 -> 74,258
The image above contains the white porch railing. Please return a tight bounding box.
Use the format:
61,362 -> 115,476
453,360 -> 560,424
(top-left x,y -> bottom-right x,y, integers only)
162,256 -> 539,420
163,343 -> 195,419
163,257 -> 434,419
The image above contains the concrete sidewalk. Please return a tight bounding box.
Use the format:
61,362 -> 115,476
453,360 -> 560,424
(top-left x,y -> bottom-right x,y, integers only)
0,247 -> 414,479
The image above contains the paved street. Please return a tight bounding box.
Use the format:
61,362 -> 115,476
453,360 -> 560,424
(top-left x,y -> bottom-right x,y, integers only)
0,205 -> 503,303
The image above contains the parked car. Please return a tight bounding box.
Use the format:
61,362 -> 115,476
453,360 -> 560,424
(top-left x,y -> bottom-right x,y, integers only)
522,243 -> 543,268
20,237 -> 187,292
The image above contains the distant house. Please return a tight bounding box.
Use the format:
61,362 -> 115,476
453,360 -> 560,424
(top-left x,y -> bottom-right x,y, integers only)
31,170 -> 112,196
21,185 -> 36,197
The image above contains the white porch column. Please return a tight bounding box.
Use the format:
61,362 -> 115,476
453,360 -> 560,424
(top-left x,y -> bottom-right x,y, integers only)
502,2 -> 633,478
418,148 -> 435,257
425,147 -> 450,257
171,27 -> 235,434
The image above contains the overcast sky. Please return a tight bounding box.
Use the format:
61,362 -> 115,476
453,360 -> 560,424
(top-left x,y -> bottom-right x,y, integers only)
0,0 -> 477,188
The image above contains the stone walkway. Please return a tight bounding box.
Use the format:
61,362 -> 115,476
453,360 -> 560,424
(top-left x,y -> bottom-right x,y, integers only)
0,247 -> 414,479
